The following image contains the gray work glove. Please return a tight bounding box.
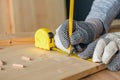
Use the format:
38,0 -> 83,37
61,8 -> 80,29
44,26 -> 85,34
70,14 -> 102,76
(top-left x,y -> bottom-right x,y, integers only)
79,32 -> 120,71
54,20 -> 96,53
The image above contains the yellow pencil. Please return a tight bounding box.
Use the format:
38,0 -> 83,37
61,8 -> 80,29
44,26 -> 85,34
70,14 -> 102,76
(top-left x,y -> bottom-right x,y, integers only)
68,0 -> 74,56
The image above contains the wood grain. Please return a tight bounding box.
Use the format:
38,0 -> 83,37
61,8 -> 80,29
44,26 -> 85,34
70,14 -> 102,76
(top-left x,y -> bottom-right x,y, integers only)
0,0 -> 10,34
0,44 -> 106,80
0,32 -> 34,46
110,19 -> 120,32
33,0 -> 66,33
9,0 -> 66,33
0,0 -> 66,34
81,70 -> 120,80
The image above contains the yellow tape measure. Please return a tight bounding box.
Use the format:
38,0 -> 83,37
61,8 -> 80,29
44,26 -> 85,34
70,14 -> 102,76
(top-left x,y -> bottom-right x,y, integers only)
35,28 -> 55,50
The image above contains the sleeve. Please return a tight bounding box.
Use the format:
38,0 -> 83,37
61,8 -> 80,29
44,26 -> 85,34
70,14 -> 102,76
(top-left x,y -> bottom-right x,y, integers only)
85,0 -> 120,32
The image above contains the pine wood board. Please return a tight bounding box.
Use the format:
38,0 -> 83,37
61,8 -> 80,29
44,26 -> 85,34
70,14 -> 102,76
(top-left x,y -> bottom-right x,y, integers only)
0,0 -> 66,34
0,44 -> 106,80
81,70 -> 120,80
0,32 -> 34,47
110,20 -> 120,32
9,0 -> 66,33
0,0 -> 11,34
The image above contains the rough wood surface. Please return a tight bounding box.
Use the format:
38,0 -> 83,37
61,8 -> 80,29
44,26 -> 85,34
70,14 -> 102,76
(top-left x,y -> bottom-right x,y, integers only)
0,44 -> 106,80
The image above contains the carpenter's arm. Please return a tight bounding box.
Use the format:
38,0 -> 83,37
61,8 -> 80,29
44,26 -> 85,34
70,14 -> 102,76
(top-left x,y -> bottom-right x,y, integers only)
86,0 -> 120,32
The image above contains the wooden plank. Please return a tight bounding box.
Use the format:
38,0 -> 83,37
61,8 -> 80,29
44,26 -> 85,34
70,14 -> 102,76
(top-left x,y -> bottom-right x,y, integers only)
81,70 -> 120,80
0,0 -> 11,34
0,34 -> 12,47
0,19 -> 119,79
33,0 -> 66,33
0,44 -> 106,80
10,32 -> 34,45
9,0 -> 66,33
9,0 -> 37,33
110,19 -> 120,32
0,32 -> 34,46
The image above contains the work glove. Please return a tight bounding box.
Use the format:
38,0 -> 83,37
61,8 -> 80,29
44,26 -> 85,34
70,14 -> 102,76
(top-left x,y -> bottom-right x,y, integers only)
54,20 -> 98,53
78,32 -> 120,71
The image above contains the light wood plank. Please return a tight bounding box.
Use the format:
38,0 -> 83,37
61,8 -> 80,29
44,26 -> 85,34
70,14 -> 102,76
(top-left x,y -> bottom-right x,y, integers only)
0,32 -> 34,46
81,70 -> 120,80
0,44 -> 106,80
0,0 -> 11,34
9,0 -> 66,33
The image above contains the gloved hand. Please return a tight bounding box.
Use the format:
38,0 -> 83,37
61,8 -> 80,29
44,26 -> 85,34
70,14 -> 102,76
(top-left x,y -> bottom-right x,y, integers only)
54,20 -> 100,53
78,32 -> 120,71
